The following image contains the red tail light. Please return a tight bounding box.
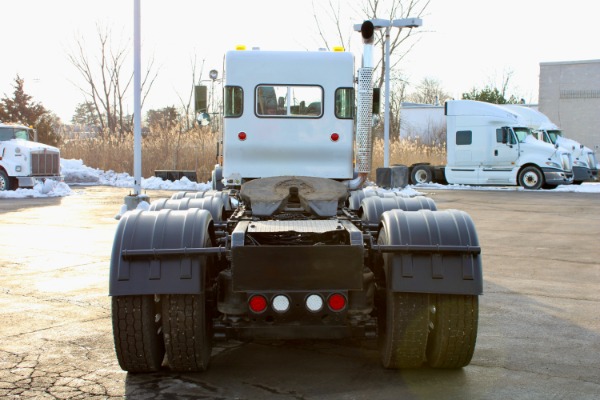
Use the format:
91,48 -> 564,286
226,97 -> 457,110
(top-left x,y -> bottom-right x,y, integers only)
238,131 -> 247,141
248,295 -> 267,313
327,293 -> 346,312
330,133 -> 339,142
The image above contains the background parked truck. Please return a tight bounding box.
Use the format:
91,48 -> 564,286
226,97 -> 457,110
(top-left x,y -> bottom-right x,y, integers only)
0,122 -> 61,191
503,105 -> 598,184
401,100 -> 574,190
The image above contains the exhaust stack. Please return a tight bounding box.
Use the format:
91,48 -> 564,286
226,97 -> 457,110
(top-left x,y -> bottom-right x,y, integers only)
355,21 -> 375,183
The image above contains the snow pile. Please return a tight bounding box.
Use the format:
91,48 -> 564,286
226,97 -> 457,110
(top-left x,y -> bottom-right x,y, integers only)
61,159 -> 212,191
0,179 -> 72,198
114,200 -> 151,220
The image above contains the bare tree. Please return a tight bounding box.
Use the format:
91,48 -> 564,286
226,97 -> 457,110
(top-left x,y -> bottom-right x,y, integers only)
67,25 -> 158,138
176,56 -> 205,131
313,0 -> 430,142
311,0 -> 362,51
361,0 -> 429,89
406,77 -> 451,105
312,0 -> 428,69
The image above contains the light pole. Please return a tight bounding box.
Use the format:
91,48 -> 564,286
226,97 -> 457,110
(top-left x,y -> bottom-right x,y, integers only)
383,18 -> 422,167
356,18 -> 423,168
133,0 -> 142,195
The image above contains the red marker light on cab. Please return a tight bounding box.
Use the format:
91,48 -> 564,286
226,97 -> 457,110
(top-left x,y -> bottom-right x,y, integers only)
238,131 -> 247,141
331,133 -> 339,142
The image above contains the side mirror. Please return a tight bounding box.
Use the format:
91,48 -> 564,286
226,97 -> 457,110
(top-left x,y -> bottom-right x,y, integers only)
372,87 -> 381,115
196,112 -> 211,126
372,114 -> 381,128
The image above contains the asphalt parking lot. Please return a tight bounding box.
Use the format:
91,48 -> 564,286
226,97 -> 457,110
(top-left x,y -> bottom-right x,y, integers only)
0,185 -> 599,399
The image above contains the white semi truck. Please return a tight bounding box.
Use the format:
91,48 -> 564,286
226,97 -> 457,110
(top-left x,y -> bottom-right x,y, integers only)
0,122 -> 61,190
502,105 -> 598,184
109,22 -> 483,373
403,100 -> 574,189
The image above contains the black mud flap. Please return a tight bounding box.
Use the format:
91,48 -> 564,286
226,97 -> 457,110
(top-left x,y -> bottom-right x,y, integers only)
109,208 -> 213,296
231,245 -> 363,291
378,209 -> 482,295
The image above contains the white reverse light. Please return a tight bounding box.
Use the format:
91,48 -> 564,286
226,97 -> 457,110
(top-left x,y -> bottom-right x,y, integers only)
272,295 -> 290,313
306,294 -> 323,312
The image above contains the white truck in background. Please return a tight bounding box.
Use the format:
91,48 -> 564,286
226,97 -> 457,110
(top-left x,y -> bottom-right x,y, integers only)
402,100 -> 574,189
0,122 -> 62,191
502,105 -> 598,184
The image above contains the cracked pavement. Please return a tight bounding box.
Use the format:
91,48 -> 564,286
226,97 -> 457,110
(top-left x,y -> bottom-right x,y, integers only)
0,186 -> 599,399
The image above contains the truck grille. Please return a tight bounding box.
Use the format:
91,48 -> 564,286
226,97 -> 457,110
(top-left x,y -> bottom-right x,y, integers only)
561,153 -> 572,172
588,153 -> 598,170
31,151 -> 60,176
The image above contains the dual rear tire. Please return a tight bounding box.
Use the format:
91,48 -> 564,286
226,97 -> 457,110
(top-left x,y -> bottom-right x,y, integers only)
112,293 -> 212,373
378,291 -> 478,369
377,209 -> 480,369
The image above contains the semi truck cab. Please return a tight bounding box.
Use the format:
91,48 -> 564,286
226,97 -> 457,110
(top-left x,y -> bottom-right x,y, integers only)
221,49 -> 356,185
0,122 -> 62,191
503,105 -> 597,184
444,100 -> 573,189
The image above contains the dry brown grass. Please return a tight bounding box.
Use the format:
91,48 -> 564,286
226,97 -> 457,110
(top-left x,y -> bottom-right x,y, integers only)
371,137 -> 446,176
61,128 -> 446,182
61,126 -> 220,182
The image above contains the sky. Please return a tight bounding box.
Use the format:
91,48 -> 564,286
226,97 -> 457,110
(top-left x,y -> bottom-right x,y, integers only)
1,0 -> 599,123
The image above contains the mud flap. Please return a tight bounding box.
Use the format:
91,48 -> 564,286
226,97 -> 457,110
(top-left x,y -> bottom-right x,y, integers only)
109,208 -> 213,296
378,209 -> 482,295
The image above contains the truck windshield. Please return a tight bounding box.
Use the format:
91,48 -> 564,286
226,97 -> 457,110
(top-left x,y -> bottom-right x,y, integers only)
546,130 -> 563,144
513,127 -> 532,143
0,127 -> 31,141
256,85 -> 323,118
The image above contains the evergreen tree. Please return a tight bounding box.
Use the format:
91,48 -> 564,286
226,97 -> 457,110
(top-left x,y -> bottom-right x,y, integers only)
71,102 -> 101,126
462,86 -> 519,104
0,75 -> 62,146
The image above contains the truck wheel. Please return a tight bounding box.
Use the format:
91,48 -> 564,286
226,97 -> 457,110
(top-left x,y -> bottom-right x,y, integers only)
518,166 -> 543,190
0,170 -> 12,191
410,165 -> 433,185
426,294 -> 478,368
162,293 -> 212,372
112,295 -> 165,372
378,291 -> 429,368
211,166 -> 224,190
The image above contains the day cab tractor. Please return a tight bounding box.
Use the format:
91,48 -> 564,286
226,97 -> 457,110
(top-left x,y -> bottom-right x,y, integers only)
0,122 -> 61,191
109,22 -> 483,373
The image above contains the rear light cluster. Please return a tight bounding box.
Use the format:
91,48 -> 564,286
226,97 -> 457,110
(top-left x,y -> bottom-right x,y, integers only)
248,293 -> 347,314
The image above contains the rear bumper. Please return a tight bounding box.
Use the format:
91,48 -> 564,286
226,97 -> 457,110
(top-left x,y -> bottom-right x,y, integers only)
231,245 -> 364,291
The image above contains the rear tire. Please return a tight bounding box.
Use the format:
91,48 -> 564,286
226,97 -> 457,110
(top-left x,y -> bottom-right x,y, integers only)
112,295 -> 164,372
162,294 -> 212,372
410,165 -> 433,185
427,294 -> 478,368
378,291 -> 429,368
